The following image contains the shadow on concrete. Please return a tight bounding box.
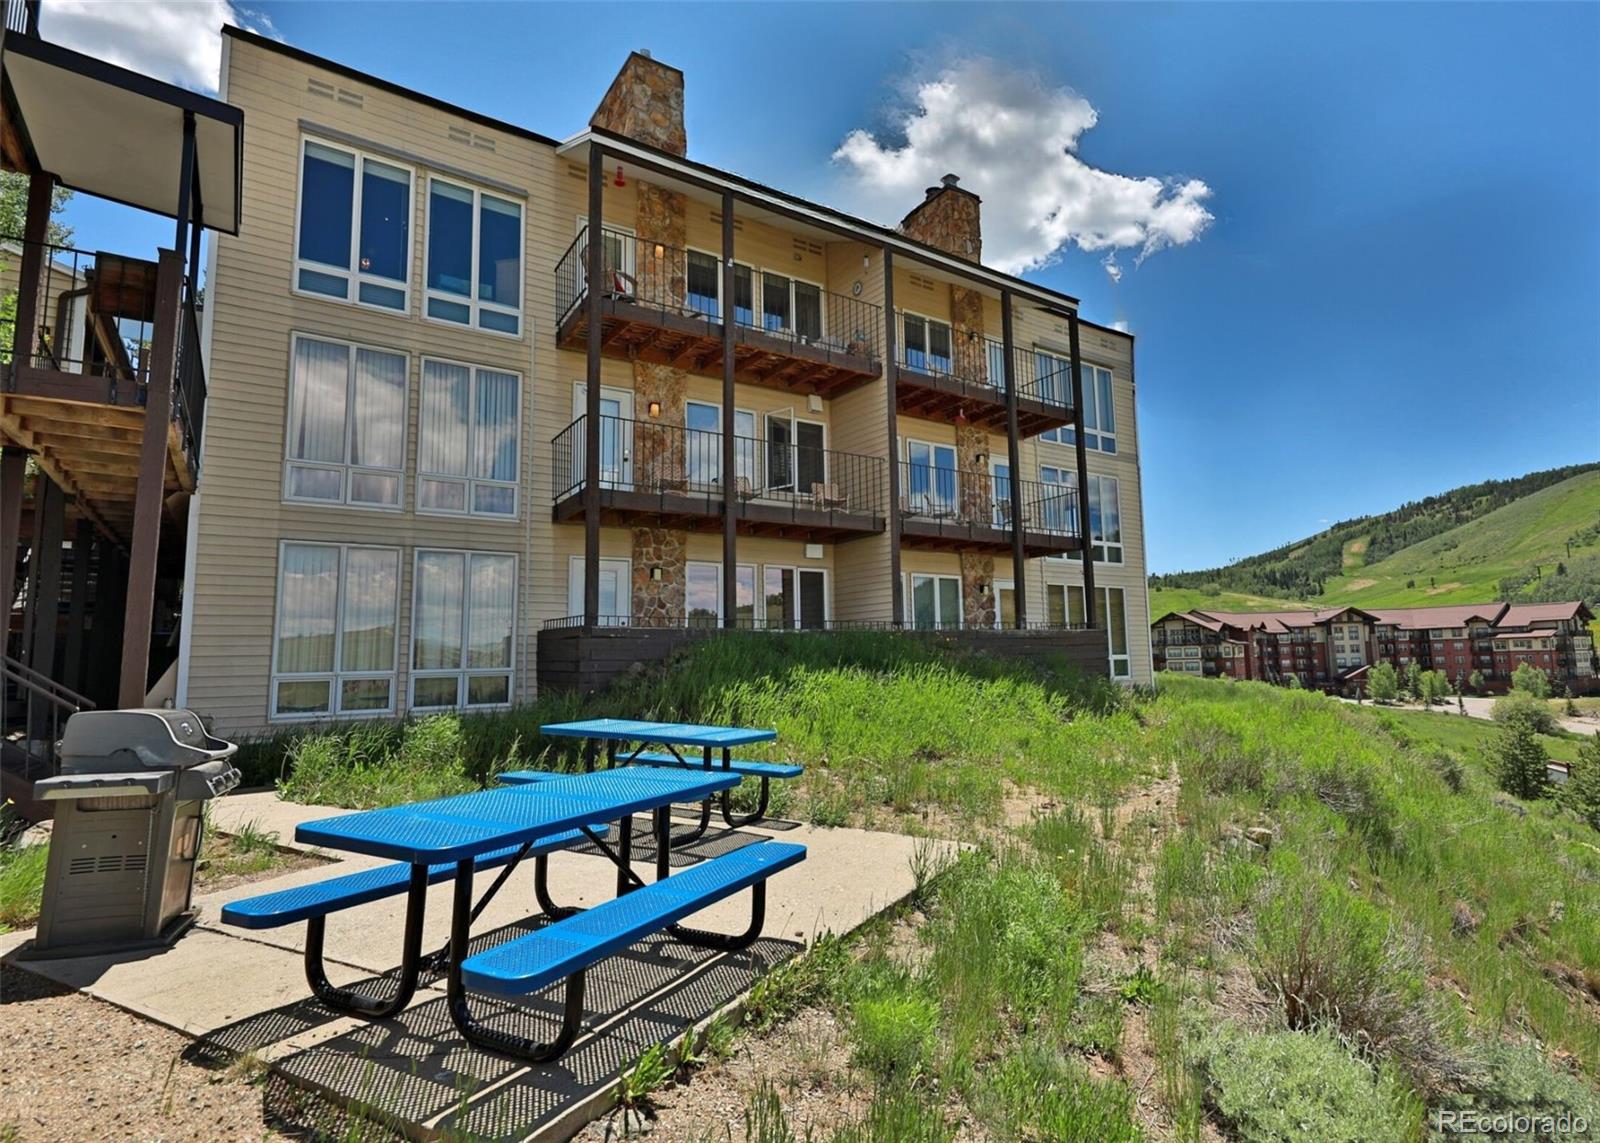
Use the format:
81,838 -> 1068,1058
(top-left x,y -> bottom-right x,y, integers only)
243,921 -> 798,1140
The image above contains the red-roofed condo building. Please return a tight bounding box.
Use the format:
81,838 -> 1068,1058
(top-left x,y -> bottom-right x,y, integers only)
1152,601 -> 1597,693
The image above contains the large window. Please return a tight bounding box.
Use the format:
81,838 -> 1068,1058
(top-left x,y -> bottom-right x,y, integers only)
902,314 -> 952,374
417,359 -> 521,517
1066,585 -> 1131,678
1034,348 -> 1073,409
909,573 -> 962,630
427,178 -> 523,335
271,542 -> 399,719
283,335 -> 406,509
1038,465 -> 1078,548
905,440 -> 958,517
1063,474 -> 1123,564
1063,364 -> 1116,453
295,139 -> 412,312
411,550 -> 516,710
686,561 -> 721,628
764,566 -> 827,629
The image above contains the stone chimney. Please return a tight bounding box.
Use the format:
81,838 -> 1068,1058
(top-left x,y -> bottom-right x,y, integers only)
899,173 -> 982,263
590,50 -> 686,156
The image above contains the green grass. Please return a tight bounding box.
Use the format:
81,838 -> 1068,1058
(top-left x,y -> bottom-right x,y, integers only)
1148,585 -> 1309,619
0,841 -> 47,932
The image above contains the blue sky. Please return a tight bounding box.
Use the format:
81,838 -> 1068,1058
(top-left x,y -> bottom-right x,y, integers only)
50,2 -> 1600,573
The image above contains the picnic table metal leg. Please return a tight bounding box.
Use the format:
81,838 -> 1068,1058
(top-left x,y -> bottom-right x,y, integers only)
447,857 -> 586,1062
304,863 -> 427,1018
533,854 -> 580,919
721,777 -> 772,828
616,814 -> 634,895
668,880 -> 769,952
654,806 -> 671,881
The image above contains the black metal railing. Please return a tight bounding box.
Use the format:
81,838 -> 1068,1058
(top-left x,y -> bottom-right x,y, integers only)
1,652 -> 94,779
1153,631 -> 1220,647
897,461 -> 1079,538
556,225 -> 882,365
553,413 -> 886,518
174,290 -> 206,467
0,236 -> 157,401
893,310 -> 1075,409
4,0 -> 39,36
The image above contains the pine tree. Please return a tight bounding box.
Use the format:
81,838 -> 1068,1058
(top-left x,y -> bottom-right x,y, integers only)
1564,733 -> 1600,831
1493,721 -> 1551,800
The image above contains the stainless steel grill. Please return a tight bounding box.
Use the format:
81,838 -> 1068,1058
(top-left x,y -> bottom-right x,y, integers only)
27,709 -> 238,956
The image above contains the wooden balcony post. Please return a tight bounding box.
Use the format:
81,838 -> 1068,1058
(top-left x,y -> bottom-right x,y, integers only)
1068,310 -> 1096,629
0,447 -> 24,632
1001,290 -> 1027,627
882,248 -> 902,625
10,172 -> 54,376
24,474 -> 62,743
118,248 -> 182,709
583,144 -> 605,628
720,189 -> 737,628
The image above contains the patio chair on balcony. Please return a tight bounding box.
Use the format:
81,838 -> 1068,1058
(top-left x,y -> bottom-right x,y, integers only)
811,482 -> 846,511
604,268 -> 637,304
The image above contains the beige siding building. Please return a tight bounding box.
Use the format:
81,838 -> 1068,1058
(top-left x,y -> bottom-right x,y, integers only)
179,31 -> 1153,735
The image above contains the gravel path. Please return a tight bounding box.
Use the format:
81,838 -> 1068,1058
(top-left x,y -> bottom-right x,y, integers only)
0,964 -> 278,1142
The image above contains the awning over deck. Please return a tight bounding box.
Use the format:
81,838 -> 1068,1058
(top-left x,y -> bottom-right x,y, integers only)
2,33 -> 242,232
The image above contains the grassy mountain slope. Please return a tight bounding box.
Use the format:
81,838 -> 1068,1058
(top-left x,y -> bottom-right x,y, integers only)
1152,466 -> 1600,624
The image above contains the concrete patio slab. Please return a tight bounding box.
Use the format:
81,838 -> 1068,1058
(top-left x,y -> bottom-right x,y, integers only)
4,790 -> 956,1140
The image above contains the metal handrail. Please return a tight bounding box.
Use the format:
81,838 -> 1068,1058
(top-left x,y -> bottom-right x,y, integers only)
556,225 -> 883,363
552,413 -> 886,518
897,461 -> 1079,538
1,652 -> 94,711
892,310 -> 1075,410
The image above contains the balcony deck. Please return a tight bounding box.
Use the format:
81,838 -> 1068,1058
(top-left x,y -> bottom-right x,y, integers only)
892,316 -> 1074,437
551,413 -> 886,544
554,227 -> 884,399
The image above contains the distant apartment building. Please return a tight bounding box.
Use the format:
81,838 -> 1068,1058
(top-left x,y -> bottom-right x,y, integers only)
130,30 -> 1157,735
1152,601 -> 1597,693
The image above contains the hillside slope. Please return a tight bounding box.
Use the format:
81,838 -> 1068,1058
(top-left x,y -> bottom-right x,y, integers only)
1152,466 -> 1600,621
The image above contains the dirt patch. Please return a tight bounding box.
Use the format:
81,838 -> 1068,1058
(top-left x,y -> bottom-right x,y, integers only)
581,1008 -> 873,1142
1343,577 -> 1378,591
1424,582 -> 1464,595
0,964 -> 276,1142
193,832 -> 329,898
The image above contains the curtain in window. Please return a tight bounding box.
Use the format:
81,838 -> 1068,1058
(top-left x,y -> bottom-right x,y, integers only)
419,360 -> 471,476
414,551 -> 465,670
340,548 -> 398,671
276,544 -> 339,673
467,554 -> 515,668
351,349 -> 406,470
288,338 -> 348,463
473,370 -> 519,482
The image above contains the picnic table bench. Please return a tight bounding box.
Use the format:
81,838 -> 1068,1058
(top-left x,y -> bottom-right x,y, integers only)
221,765 -> 805,1062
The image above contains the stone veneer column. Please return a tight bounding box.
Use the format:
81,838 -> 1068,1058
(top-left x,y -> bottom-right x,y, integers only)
954,420 -> 993,523
631,179 -> 692,622
961,550 -> 997,629
632,526 -> 687,625
950,284 -> 988,383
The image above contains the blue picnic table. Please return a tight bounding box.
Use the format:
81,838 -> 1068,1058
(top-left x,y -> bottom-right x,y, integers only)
535,718 -> 791,833
224,765 -> 804,1061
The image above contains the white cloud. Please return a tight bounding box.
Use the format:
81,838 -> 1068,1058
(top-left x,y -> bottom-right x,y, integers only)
40,0 -> 277,93
833,58 -> 1213,275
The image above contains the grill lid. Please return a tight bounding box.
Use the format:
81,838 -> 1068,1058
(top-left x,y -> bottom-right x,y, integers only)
57,709 -> 238,775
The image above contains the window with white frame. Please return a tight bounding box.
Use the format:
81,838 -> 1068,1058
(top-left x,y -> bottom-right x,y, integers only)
686,561 -> 722,628
1066,584 -> 1131,677
294,139 -> 413,312
271,542 -> 399,719
417,359 -> 521,517
1033,348 -> 1073,411
1038,465 -> 1078,553
283,335 -> 406,508
1063,474 -> 1123,564
411,549 -> 517,710
426,177 -> 523,335
908,573 -> 962,630
1063,363 -> 1116,453
901,313 -> 952,374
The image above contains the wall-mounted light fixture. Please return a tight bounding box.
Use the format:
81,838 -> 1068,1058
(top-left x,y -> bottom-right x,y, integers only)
653,243 -> 665,260
978,581 -> 990,597
974,452 -> 988,467
650,566 -> 663,582
647,400 -> 662,418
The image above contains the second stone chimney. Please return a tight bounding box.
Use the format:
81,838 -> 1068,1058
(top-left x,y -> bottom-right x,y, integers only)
899,173 -> 982,263
590,50 -> 686,156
